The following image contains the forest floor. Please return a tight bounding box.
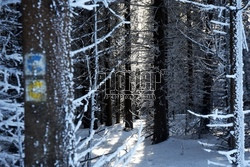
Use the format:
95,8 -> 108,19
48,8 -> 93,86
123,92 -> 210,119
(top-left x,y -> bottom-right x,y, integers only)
78,118 -> 250,167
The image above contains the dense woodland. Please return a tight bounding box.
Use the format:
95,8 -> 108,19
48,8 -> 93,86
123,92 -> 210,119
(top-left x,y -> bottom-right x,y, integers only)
0,0 -> 250,166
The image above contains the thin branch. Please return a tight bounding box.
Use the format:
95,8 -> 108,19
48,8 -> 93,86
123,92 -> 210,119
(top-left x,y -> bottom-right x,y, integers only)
177,0 -> 235,11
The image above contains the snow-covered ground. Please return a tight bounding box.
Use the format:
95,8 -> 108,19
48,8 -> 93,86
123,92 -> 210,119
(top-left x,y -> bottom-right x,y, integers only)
129,137 -> 225,167
77,119 -> 250,167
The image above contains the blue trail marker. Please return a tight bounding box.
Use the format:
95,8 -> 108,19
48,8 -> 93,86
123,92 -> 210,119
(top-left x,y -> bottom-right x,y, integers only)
25,53 -> 45,76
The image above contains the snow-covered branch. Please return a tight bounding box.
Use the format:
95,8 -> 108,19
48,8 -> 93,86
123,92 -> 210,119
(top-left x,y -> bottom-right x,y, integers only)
218,149 -> 236,164
69,0 -> 117,10
0,0 -> 20,7
69,0 -> 98,10
71,20 -> 129,56
241,1 -> 250,11
177,0 -> 235,11
0,4 -> 23,166
178,28 -> 215,55
73,61 -> 121,108
207,123 -> 233,128
75,134 -> 107,163
198,141 -> 215,147
243,110 -> 250,115
187,110 -> 234,120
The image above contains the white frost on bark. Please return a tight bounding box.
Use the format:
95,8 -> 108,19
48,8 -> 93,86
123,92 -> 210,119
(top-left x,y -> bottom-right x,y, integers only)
232,0 -> 245,166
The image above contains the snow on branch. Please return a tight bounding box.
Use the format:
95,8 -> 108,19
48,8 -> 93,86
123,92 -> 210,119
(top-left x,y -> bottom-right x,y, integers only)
213,30 -> 227,35
75,127 -> 97,147
178,28 -> 215,55
70,0 -> 116,10
0,0 -> 20,7
187,109 -> 234,120
0,153 -> 20,166
241,1 -> 250,11
106,4 -> 124,21
96,0 -> 116,8
242,24 -> 249,51
210,20 -> 229,26
226,74 -> 236,79
73,61 -> 121,108
0,3 -> 23,166
69,0 -> 98,10
0,100 -> 23,113
4,53 -> 23,63
177,0 -> 235,11
218,149 -> 236,164
243,110 -> 250,115
207,160 -> 229,167
75,134 -> 107,163
71,3 -> 129,56
71,20 -> 129,56
207,123 -> 233,128
198,141 -> 215,147
187,110 -> 234,127
0,102 -> 24,166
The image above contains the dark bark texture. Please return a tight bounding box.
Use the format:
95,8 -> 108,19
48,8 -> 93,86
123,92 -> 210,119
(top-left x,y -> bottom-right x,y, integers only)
22,0 -> 73,166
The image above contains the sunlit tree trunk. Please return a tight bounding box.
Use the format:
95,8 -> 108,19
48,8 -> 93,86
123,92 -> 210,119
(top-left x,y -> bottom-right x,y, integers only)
22,0 -> 74,166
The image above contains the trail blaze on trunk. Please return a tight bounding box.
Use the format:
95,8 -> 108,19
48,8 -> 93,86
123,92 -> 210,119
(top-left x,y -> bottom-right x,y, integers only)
22,0 -> 74,166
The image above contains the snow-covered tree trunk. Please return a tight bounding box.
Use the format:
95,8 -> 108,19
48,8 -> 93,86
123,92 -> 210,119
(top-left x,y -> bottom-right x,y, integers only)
229,0 -> 245,166
22,0 -> 75,166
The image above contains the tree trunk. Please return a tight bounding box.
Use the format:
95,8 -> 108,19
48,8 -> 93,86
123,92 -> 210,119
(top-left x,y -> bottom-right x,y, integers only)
229,0 -> 245,166
185,6 -> 194,135
199,0 -> 213,135
200,66 -> 212,135
152,0 -> 169,144
187,6 -> 194,112
124,0 -> 133,130
116,72 -> 121,124
104,72 -> 113,126
104,9 -> 113,126
22,0 -> 74,166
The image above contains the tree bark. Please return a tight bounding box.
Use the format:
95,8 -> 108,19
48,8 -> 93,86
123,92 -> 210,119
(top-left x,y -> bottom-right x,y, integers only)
185,6 -> 194,135
104,71 -> 113,126
124,0 -> 133,130
104,9 -> 113,126
22,0 -> 74,166
186,6 -> 194,112
152,0 -> 169,144
229,0 -> 245,166
199,0 -> 213,135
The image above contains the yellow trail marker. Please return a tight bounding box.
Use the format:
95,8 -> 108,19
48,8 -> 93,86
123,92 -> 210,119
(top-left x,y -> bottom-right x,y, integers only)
26,80 -> 46,101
